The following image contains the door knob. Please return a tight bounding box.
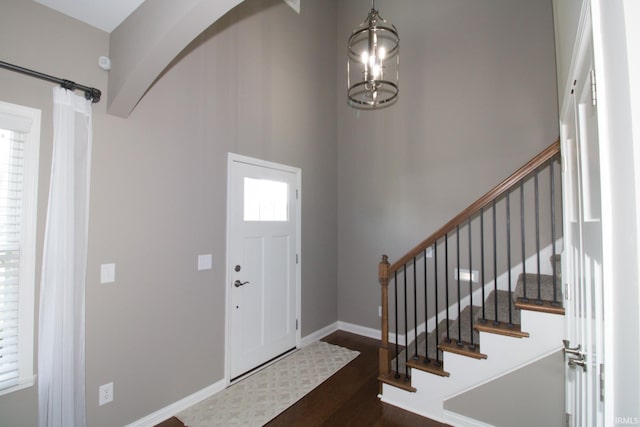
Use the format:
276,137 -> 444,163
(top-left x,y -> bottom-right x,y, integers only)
568,356 -> 587,372
562,339 -> 582,359
234,280 -> 249,288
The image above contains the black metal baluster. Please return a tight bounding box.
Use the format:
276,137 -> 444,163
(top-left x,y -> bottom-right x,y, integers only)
551,160 -> 561,307
434,242 -> 440,366
521,180 -> 529,302
468,219 -> 476,350
507,191 -> 514,328
424,249 -> 429,363
394,271 -> 400,379
456,225 -> 462,346
445,234 -> 451,343
403,265 -> 409,380
535,169 -> 543,305
480,207 -> 487,323
413,257 -> 419,360
493,199 -> 499,326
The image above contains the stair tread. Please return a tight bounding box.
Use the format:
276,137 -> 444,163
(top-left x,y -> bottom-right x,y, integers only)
515,297 -> 565,315
378,372 -> 416,392
391,319 -> 449,375
439,340 -> 488,359
407,357 -> 450,377
475,320 -> 530,338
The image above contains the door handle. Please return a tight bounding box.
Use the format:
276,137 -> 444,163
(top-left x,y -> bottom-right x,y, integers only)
568,356 -> 587,372
234,280 -> 249,288
562,339 -> 583,359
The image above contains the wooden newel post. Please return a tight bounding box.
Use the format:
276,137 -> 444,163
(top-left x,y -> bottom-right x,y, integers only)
379,255 -> 391,379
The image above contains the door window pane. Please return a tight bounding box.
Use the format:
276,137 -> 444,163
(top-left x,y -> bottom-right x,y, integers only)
244,178 -> 288,221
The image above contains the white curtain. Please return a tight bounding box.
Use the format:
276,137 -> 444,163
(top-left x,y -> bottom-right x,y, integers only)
38,87 -> 92,427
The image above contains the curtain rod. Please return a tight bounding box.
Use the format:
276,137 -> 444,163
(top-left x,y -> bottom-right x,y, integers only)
0,60 -> 101,103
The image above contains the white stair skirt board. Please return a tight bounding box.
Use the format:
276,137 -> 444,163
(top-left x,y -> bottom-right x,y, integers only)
379,310 -> 564,423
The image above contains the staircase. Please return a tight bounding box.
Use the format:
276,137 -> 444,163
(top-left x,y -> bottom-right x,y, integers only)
376,141 -> 564,423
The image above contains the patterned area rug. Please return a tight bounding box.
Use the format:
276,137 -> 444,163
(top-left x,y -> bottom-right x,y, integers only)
177,340 -> 360,427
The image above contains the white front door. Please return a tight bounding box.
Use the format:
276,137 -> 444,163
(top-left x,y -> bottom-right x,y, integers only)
226,154 -> 300,380
560,16 -> 605,427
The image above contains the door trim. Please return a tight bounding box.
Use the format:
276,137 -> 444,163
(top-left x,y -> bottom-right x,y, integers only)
559,6 -> 605,425
224,153 -> 301,385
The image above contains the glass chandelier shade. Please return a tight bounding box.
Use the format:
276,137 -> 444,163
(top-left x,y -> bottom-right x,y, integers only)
347,2 -> 399,109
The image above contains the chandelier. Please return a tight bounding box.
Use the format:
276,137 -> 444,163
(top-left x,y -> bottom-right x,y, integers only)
347,0 -> 399,109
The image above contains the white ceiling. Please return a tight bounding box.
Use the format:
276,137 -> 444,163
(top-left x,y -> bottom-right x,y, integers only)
33,0 -> 146,33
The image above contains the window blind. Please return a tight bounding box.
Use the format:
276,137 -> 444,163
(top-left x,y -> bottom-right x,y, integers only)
0,128 -> 25,391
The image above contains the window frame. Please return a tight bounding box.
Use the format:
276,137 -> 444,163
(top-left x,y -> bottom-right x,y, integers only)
0,101 -> 40,396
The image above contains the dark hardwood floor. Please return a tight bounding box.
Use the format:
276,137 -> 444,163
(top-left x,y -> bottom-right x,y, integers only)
156,330 -> 449,427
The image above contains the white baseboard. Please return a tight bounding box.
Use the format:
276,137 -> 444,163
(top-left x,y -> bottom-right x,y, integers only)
337,321 -> 381,340
443,410 -> 496,427
125,378 -> 226,427
127,322 -> 346,426
301,321 -> 339,347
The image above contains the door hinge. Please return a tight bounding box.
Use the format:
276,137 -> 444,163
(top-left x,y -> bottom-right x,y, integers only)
296,189 -> 299,199
600,363 -> 605,402
566,413 -> 572,427
296,319 -> 299,330
590,69 -> 597,107
296,253 -> 299,264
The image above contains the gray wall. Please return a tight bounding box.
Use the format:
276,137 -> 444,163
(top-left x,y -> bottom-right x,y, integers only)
444,351 -> 565,426
0,0 -> 338,426
0,1 -> 109,425
336,0 -> 559,330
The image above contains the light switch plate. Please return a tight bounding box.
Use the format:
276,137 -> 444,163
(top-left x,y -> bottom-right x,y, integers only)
100,263 -> 115,284
198,254 -> 212,271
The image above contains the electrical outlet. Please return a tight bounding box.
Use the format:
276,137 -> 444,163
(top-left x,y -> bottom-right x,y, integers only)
378,306 -> 382,317
99,382 -> 113,406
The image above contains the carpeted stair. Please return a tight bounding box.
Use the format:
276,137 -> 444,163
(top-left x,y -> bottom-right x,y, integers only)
391,255 -> 562,377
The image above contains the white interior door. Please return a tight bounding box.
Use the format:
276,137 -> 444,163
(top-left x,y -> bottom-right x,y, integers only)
561,21 -> 605,427
227,154 -> 300,380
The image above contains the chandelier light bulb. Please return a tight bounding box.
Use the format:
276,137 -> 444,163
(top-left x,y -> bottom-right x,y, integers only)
347,2 -> 399,109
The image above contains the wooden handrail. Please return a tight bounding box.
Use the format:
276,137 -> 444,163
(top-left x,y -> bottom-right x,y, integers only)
387,140 -> 560,275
